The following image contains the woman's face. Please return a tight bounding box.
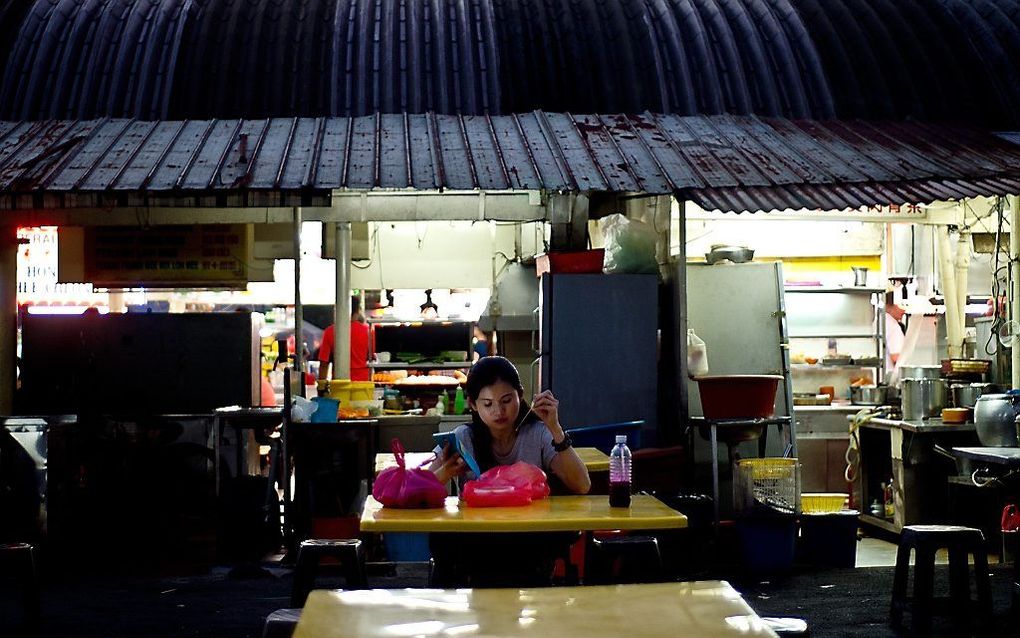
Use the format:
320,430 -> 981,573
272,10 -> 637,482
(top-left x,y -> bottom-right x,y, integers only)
469,380 -> 522,433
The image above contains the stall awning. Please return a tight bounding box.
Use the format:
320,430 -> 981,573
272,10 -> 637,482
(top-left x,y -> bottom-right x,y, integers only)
1,113 -> 1019,213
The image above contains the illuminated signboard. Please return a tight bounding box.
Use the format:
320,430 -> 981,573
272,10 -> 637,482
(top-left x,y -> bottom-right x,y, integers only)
17,226 -> 99,303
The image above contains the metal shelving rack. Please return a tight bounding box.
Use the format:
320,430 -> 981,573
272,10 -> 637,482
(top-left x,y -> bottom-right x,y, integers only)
785,286 -> 886,386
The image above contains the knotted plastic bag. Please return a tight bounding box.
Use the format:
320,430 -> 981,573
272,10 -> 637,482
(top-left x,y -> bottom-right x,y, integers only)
372,438 -> 447,509
601,213 -> 659,274
462,461 -> 550,507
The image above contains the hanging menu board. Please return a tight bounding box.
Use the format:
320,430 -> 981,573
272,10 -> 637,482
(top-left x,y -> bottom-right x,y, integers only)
82,224 -> 253,287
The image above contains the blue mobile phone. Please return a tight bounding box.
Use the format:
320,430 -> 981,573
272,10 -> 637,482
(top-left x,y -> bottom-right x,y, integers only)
432,431 -> 481,477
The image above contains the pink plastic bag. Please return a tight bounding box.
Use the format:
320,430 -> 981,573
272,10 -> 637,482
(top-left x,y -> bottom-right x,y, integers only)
372,439 -> 447,509
462,461 -> 550,507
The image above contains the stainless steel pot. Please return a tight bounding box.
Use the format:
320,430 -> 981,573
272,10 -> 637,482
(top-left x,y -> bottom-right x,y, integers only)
899,365 -> 942,382
901,378 -> 948,420
850,384 -> 888,406
951,382 -> 995,409
974,394 -> 1020,447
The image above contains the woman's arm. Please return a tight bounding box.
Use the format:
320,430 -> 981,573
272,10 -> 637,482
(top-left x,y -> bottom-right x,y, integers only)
430,443 -> 466,484
532,391 -> 591,494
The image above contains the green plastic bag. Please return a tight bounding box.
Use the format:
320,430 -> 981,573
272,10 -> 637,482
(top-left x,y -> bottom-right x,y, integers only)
601,214 -> 659,274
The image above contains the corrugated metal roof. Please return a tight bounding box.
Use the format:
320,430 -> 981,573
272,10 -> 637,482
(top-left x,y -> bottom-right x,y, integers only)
2,112 -> 1019,214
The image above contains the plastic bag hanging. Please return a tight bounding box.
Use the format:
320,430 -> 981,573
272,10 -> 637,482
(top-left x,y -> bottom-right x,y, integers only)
687,329 -> 710,377
600,214 -> 659,274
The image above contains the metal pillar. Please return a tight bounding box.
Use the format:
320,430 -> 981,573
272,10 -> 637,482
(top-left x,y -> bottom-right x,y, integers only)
0,227 -> 16,413
1012,195 -> 1020,389
333,222 -> 352,380
293,207 -> 303,380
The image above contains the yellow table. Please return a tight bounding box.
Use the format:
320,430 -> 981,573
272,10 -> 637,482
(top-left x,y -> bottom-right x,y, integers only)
294,581 -> 778,638
373,447 -> 609,476
576,447 -> 609,472
374,452 -> 436,475
359,494 -> 687,533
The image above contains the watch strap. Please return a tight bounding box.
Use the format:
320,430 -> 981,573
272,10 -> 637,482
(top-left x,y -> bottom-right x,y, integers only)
552,432 -> 573,452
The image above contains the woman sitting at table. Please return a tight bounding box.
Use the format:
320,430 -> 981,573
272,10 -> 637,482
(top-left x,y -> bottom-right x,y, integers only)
431,356 -> 591,494
427,356 -> 589,586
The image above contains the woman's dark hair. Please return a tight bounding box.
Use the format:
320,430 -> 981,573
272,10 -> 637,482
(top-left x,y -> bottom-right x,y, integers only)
465,356 -> 538,472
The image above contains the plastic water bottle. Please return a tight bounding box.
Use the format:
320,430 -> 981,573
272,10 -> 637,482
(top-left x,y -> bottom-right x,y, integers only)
609,435 -> 632,508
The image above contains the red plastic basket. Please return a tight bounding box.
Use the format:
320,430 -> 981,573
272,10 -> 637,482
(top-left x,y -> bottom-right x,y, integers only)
696,375 -> 783,419
535,249 -> 605,277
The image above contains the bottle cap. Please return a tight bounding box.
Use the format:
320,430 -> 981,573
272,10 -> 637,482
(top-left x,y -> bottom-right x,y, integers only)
615,435 -> 627,444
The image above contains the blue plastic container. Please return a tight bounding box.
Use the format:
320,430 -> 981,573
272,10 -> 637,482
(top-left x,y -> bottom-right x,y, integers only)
311,397 -> 340,422
385,532 -> 431,561
799,510 -> 859,567
736,515 -> 797,573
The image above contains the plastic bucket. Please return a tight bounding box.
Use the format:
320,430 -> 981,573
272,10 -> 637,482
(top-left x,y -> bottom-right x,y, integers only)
324,379 -> 375,408
311,397 -> 340,422
799,510 -> 859,568
736,515 -> 797,573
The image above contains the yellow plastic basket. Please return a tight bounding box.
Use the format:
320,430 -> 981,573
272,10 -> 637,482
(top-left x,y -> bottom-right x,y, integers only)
801,493 -> 848,514
737,457 -> 798,479
734,458 -> 800,516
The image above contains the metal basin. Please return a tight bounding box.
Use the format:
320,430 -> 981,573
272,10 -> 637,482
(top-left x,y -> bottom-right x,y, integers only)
850,385 -> 888,406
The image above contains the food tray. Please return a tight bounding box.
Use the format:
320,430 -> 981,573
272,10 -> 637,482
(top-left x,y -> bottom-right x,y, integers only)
853,357 -> 882,367
793,393 -> 832,406
941,359 -> 990,377
822,357 -> 852,366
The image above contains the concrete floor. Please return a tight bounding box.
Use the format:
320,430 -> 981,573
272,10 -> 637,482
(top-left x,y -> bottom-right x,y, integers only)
856,532 -> 1003,567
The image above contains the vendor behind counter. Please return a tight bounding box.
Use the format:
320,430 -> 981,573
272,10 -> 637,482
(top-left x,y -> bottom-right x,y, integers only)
317,297 -> 373,382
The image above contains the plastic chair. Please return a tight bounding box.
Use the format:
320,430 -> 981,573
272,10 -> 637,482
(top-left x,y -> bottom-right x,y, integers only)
290,539 -> 367,607
567,421 -> 644,454
262,608 -> 301,638
585,533 -> 663,584
0,542 -> 40,635
890,525 -> 992,634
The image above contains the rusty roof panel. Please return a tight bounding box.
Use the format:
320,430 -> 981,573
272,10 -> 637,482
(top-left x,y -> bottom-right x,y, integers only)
377,113 -> 410,188
512,112 -> 573,190
146,119 -> 211,190
1,112 -> 1019,214
433,114 -> 476,191
462,115 -> 509,190
486,115 -> 538,189
78,120 -> 159,190
540,112 -> 608,191
45,120 -> 130,190
406,114 -> 438,190
314,118 -> 352,189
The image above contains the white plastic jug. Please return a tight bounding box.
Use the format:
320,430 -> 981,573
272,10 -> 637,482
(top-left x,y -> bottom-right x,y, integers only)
687,329 -> 709,377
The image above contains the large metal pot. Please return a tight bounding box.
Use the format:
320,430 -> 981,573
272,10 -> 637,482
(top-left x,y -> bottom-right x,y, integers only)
850,385 -> 888,406
951,383 -> 996,409
899,365 -> 942,382
973,394 -> 1020,447
901,378 -> 948,420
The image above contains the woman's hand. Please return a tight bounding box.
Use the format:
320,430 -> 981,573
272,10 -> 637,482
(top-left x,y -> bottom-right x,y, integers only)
433,443 -> 466,484
531,390 -> 561,430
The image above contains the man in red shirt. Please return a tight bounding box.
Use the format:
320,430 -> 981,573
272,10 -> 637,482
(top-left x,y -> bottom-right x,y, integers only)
318,297 -> 373,381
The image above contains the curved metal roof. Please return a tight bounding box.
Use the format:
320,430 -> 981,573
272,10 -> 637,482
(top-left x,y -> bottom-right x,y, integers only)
2,113 -> 1018,213
0,0 -> 1019,127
